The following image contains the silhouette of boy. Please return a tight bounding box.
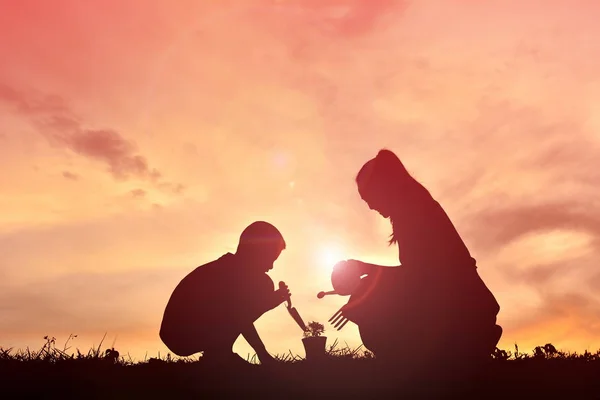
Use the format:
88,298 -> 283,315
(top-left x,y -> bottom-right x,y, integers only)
159,221 -> 290,366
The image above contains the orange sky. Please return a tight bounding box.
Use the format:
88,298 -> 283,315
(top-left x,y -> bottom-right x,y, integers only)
2,0 -> 600,360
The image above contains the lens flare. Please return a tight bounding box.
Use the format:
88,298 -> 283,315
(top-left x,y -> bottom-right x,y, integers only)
316,245 -> 344,269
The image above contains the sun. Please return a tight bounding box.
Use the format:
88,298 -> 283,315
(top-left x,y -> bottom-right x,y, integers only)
316,245 -> 344,269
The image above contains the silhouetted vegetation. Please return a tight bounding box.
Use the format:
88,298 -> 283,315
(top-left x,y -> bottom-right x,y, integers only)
303,321 -> 325,338
1,335 -> 599,398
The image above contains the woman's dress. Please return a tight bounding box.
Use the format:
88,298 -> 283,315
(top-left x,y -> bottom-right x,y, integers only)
343,183 -> 501,369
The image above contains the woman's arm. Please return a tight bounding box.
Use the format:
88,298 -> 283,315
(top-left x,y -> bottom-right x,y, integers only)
341,259 -> 401,276
360,262 -> 401,275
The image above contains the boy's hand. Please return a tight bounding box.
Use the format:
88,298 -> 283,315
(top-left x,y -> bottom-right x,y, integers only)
274,282 -> 291,306
257,351 -> 277,367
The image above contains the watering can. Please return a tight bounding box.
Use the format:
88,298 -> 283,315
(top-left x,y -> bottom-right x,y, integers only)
317,261 -> 363,299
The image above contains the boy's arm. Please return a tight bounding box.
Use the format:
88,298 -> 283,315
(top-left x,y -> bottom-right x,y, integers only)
241,323 -> 273,363
237,275 -> 290,364
240,276 -> 288,364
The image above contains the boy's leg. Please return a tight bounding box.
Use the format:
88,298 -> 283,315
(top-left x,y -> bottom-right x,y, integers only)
201,330 -> 254,367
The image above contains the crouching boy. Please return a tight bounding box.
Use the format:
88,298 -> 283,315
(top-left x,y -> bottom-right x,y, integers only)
159,221 -> 290,365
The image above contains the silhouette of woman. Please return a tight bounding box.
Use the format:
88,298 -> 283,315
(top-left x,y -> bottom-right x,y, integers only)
333,149 -> 502,373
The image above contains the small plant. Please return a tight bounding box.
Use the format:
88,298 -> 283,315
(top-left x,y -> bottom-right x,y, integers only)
301,321 -> 327,361
303,321 -> 325,338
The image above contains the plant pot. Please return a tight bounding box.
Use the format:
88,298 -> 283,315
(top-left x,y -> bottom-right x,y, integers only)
302,336 -> 327,361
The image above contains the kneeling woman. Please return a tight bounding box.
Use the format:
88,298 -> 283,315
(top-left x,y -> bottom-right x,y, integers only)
334,149 -> 502,373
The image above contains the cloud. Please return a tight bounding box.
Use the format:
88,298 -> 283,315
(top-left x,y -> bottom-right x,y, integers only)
468,202 -> 600,253
0,268 -> 182,338
506,291 -> 600,349
0,198 -> 249,281
156,182 -> 186,195
330,0 -> 405,37
269,0 -> 406,39
0,84 -> 70,115
62,171 -> 79,181
49,129 -> 162,182
130,189 -> 146,199
0,83 -> 175,187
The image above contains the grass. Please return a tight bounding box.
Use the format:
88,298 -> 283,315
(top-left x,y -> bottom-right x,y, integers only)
2,335 -> 600,399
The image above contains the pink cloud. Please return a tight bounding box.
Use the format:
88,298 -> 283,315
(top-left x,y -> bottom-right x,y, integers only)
130,189 -> 147,199
62,171 -> 79,181
0,83 -> 174,185
49,129 -> 162,182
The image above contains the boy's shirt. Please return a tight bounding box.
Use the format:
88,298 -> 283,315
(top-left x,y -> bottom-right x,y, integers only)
160,253 -> 275,346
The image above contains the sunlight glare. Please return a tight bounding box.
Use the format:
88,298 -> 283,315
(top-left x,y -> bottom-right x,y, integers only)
316,244 -> 344,270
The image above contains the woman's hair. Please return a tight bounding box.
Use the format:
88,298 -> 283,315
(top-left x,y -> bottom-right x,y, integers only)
356,149 -> 410,196
355,149 -> 415,246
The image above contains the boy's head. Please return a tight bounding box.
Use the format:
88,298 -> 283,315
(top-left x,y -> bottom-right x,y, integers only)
236,221 -> 286,273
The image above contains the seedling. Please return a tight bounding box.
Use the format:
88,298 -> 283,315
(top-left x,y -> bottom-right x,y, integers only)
302,321 -> 327,361
303,321 -> 325,338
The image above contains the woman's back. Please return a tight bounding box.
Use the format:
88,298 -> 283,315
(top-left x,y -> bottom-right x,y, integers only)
393,183 -> 473,271
351,149 -> 501,369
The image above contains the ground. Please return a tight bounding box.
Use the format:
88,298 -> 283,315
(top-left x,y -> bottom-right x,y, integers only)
2,341 -> 600,399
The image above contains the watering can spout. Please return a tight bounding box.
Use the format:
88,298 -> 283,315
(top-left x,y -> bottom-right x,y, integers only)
317,290 -> 338,299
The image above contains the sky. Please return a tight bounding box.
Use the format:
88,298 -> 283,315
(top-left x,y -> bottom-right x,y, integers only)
1,0 -> 600,360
